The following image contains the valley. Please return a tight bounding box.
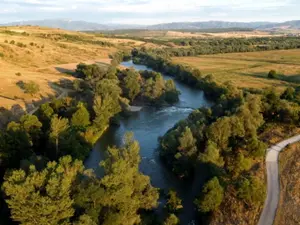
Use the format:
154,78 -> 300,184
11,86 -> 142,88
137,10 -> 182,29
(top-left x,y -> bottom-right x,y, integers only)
0,22 -> 300,225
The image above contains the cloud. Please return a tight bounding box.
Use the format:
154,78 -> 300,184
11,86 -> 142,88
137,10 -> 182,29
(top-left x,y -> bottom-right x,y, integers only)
0,0 -> 298,24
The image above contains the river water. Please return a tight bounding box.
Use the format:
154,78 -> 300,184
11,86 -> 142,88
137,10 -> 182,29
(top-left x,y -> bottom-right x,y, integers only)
85,61 -> 211,224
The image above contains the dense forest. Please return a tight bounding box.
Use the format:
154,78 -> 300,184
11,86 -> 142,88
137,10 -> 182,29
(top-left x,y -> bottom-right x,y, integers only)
1,44 -> 300,225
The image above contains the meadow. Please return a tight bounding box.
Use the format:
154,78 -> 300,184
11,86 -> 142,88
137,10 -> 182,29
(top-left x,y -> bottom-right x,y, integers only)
172,49 -> 300,91
0,26 -> 125,110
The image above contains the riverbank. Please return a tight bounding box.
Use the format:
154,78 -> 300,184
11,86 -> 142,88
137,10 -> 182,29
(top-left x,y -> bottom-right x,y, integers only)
84,60 -> 210,224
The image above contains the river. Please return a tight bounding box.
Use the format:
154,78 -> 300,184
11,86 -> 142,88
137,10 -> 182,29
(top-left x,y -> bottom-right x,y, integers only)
85,60 -> 211,224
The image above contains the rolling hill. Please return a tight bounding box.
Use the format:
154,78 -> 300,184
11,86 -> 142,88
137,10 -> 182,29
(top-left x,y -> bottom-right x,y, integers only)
2,19 -> 300,31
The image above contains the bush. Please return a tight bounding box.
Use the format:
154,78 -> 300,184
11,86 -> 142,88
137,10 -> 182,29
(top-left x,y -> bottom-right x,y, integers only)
268,70 -> 277,79
15,72 -> 21,76
10,40 -> 15,44
16,42 -> 26,48
194,177 -> 224,213
23,81 -> 40,96
4,40 -> 8,43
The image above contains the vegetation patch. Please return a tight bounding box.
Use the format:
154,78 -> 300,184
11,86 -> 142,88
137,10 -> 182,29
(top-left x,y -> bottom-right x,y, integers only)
275,143 -> 300,225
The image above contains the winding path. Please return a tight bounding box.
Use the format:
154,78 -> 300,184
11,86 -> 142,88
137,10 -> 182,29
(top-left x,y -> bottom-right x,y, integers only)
258,134 -> 300,225
28,85 -> 70,115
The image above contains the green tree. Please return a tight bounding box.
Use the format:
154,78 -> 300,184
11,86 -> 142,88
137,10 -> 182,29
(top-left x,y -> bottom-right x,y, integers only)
71,103 -> 90,127
93,94 -> 121,131
164,80 -> 180,104
227,152 -> 252,177
208,117 -> 232,149
50,115 -> 69,157
100,132 -> 159,225
2,156 -> 84,225
7,115 -> 42,149
166,190 -> 183,213
268,70 -> 277,79
198,140 -> 224,167
237,176 -> 266,206
23,81 -> 40,96
38,103 -> 54,125
73,215 -> 97,225
76,63 -> 106,80
194,177 -> 224,213
281,87 -> 295,101
123,69 -> 141,101
164,214 -> 179,225
177,127 -> 197,158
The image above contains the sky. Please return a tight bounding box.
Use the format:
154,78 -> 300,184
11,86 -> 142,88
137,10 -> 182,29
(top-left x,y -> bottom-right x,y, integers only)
0,0 -> 299,25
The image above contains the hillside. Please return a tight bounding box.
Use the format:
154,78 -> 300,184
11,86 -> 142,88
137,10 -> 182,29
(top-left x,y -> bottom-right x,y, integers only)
3,19 -> 109,31
3,19 -> 300,31
147,21 -> 271,30
0,26 -> 141,112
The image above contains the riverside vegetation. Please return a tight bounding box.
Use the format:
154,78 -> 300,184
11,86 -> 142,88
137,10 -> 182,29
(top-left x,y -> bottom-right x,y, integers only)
1,28 -> 300,225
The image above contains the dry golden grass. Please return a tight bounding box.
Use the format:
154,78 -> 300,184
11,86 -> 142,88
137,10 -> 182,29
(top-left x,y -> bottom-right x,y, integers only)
275,143 -> 300,225
259,124 -> 300,146
212,159 -> 266,225
164,30 -> 277,39
172,49 -> 300,91
0,26 -> 121,111
114,30 -> 277,40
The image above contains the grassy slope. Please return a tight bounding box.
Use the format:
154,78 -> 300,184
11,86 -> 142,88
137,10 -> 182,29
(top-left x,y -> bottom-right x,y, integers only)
275,143 -> 300,225
0,26 -> 135,111
172,49 -> 300,91
105,30 -> 276,40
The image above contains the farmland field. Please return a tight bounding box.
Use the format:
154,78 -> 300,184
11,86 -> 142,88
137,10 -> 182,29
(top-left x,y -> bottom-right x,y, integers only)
172,49 -> 300,90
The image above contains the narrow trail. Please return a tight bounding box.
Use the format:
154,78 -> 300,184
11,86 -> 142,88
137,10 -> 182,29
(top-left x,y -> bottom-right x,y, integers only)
258,135 -> 300,225
28,85 -> 71,115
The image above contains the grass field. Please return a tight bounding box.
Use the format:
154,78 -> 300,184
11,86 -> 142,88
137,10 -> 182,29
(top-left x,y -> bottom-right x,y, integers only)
172,49 -> 300,91
0,26 -> 123,111
275,143 -> 300,225
103,29 -> 278,40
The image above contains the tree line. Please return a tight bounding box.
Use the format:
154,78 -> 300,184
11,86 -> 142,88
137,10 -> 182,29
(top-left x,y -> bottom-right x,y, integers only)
0,52 -> 183,225
136,36 -> 300,57
132,48 -> 300,223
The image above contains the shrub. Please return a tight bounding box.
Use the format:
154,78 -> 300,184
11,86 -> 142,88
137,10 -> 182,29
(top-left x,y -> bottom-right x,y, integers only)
23,81 -> 40,96
15,72 -> 21,76
16,42 -> 26,48
4,40 -> 8,43
10,40 -> 15,44
268,70 -> 277,79
194,177 -> 224,212
0,52 -> 4,57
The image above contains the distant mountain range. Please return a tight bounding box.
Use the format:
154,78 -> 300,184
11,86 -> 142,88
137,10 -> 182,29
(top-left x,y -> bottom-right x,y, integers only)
2,19 -> 300,31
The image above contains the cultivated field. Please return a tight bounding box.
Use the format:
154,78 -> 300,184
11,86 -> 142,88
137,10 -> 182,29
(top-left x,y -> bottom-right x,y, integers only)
0,26 -> 125,111
172,49 -> 300,91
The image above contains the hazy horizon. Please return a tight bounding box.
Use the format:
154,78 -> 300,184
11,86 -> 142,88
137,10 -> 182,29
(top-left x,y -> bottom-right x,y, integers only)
0,0 -> 299,25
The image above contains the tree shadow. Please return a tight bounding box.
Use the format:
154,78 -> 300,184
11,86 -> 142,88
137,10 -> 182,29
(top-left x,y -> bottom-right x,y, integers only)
237,71 -> 300,85
54,67 -> 75,75
0,105 -> 25,129
57,78 -> 74,89
16,80 -> 25,91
